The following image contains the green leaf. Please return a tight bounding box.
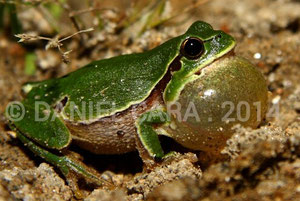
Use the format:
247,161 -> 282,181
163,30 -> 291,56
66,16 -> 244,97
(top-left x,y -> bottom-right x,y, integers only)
45,0 -> 66,19
25,52 -> 37,76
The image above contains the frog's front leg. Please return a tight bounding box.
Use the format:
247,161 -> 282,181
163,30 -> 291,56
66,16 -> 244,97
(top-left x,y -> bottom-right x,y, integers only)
6,101 -> 111,195
135,109 -> 172,167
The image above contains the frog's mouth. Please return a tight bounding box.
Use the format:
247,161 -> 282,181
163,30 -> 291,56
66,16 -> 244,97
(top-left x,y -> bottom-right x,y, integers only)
194,49 -> 236,75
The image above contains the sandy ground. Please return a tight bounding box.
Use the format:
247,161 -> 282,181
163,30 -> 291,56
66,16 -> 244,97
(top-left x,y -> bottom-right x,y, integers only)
0,0 -> 299,200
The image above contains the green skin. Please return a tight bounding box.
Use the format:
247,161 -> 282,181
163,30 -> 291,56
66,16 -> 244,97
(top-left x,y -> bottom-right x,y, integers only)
5,21 -> 268,189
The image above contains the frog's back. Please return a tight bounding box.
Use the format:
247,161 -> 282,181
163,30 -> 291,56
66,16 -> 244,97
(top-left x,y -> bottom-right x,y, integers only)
23,37 -> 181,123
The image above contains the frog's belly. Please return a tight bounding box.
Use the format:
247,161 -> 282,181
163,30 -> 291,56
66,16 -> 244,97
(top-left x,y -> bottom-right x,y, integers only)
64,88 -> 163,155
65,113 -> 138,154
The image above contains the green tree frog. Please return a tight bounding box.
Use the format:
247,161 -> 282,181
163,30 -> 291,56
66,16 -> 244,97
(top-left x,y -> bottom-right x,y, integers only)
5,21 -> 268,189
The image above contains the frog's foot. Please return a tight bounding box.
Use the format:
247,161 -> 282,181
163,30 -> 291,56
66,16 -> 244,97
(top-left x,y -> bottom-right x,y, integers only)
135,109 -> 175,169
139,151 -> 180,171
6,102 -> 113,197
162,151 -> 178,160
16,131 -> 113,197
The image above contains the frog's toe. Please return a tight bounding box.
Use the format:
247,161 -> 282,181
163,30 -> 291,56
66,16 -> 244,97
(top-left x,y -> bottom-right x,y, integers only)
162,151 -> 179,160
60,153 -> 114,188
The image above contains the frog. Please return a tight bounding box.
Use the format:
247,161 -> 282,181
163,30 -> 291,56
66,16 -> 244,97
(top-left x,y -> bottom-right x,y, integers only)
5,21 -> 268,190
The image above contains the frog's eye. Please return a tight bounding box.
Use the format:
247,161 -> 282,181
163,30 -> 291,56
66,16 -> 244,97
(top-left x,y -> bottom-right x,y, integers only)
180,37 -> 204,60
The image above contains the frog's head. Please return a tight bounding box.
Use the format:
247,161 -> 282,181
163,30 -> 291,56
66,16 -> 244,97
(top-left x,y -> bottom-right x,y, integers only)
163,21 -> 268,153
164,21 -> 236,103
181,21 -> 236,60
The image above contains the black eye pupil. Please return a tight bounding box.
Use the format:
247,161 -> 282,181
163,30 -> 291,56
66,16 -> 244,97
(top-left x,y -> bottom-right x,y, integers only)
181,38 -> 204,59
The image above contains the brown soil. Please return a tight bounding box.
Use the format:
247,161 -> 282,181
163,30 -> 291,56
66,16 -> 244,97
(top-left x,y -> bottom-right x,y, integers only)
0,0 -> 299,200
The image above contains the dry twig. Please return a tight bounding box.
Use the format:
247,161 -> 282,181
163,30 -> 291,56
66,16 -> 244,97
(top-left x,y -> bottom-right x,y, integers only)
15,28 -> 94,63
